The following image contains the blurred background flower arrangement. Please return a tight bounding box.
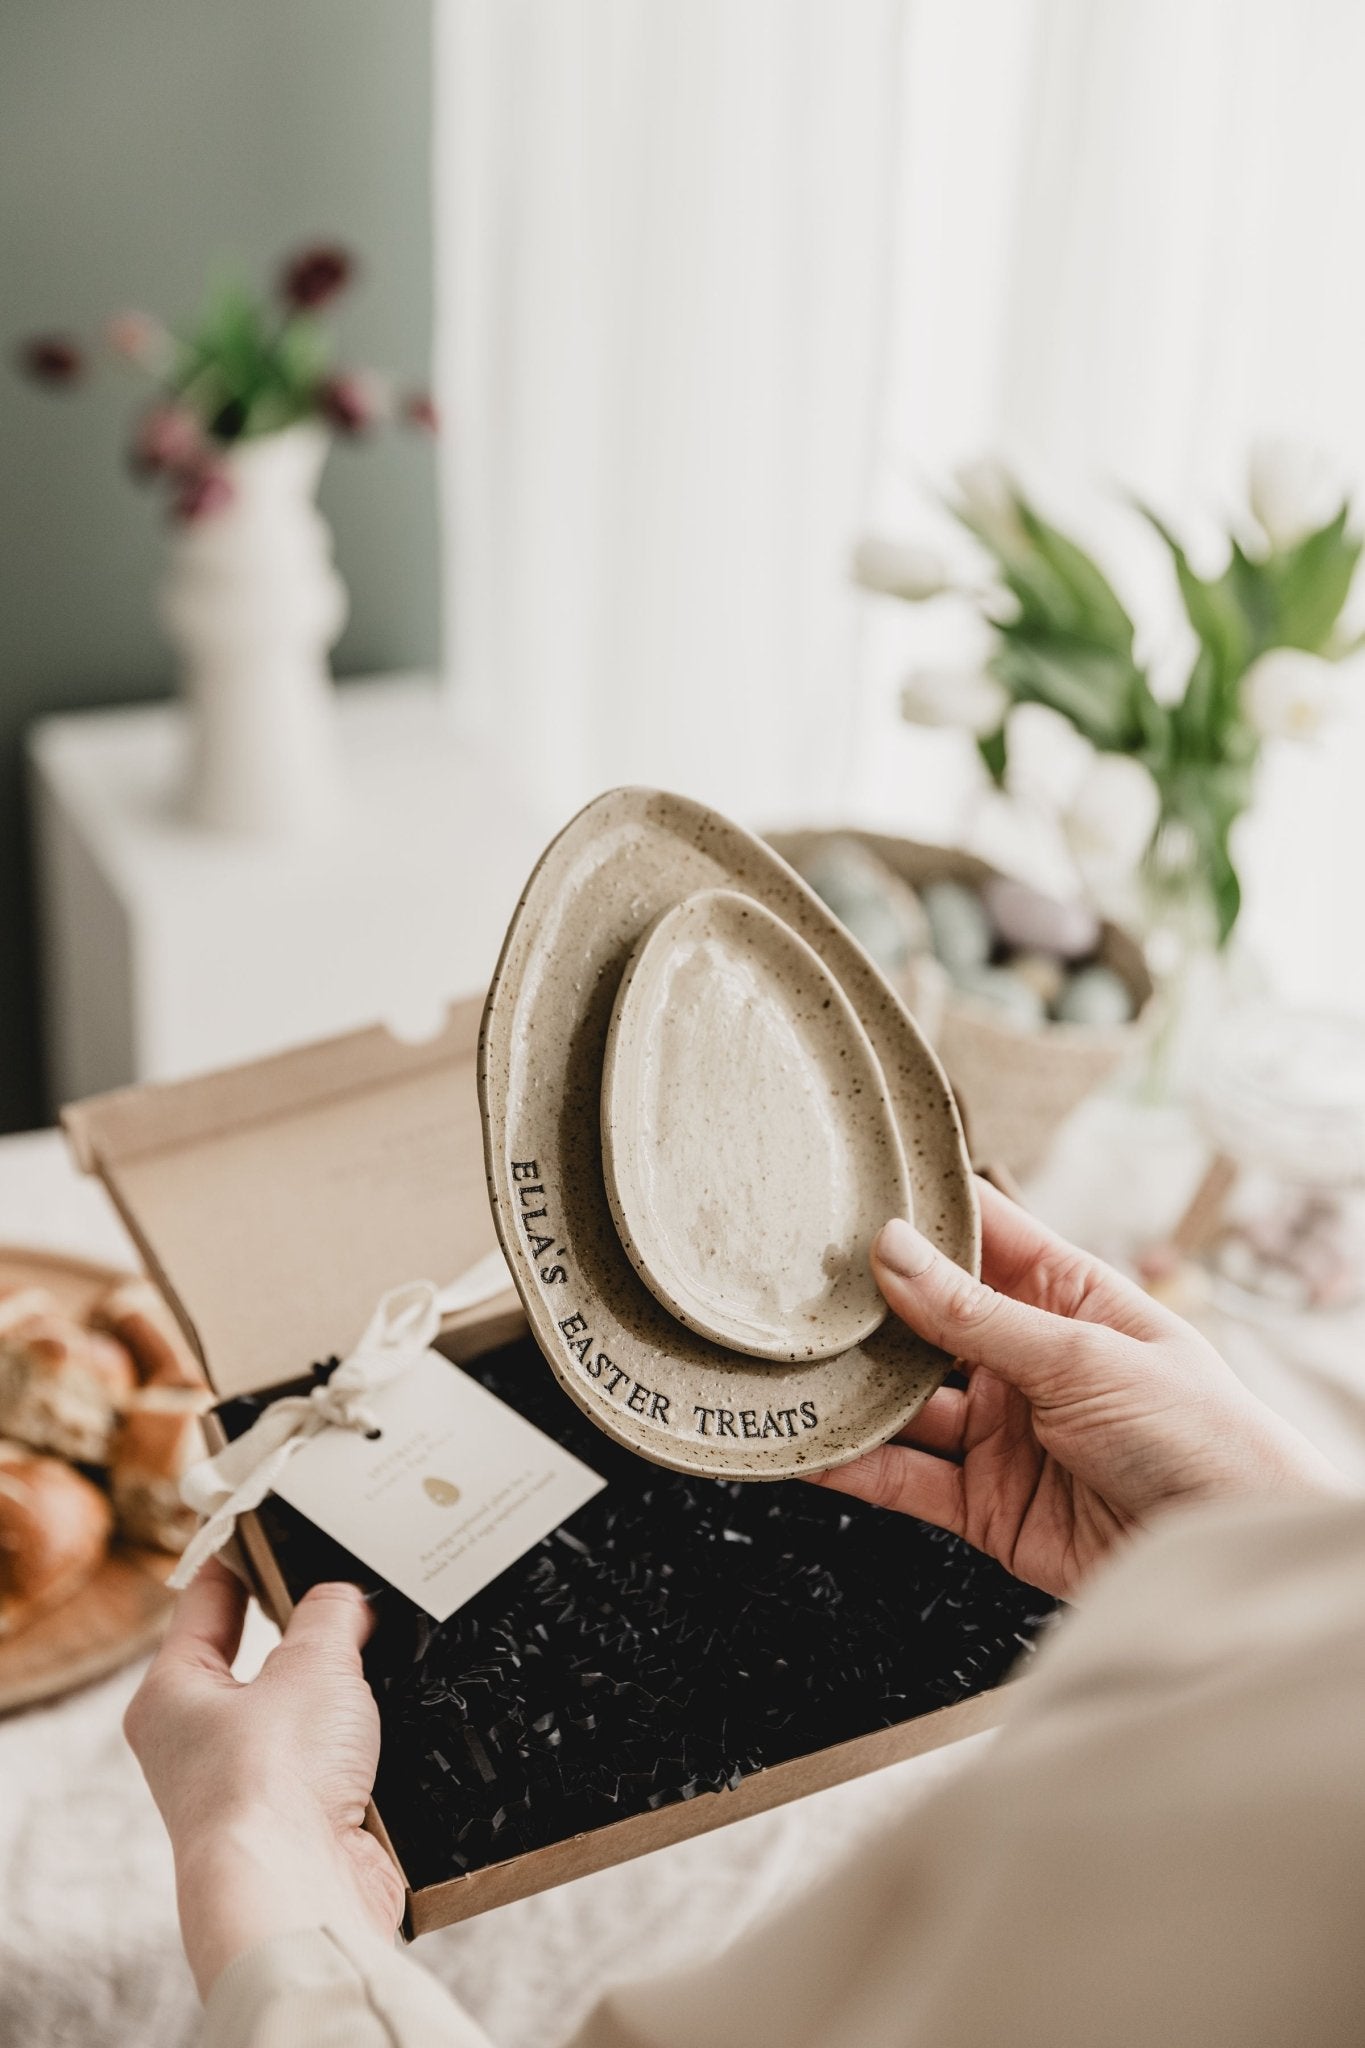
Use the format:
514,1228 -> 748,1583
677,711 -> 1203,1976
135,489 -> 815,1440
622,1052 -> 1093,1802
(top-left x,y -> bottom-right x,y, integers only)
14,244 -> 437,840
16,241 -> 437,522
856,442 -> 1364,975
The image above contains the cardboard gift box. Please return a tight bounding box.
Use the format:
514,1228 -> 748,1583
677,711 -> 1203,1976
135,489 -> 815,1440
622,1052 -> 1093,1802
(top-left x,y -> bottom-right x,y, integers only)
64,997 -> 1052,1936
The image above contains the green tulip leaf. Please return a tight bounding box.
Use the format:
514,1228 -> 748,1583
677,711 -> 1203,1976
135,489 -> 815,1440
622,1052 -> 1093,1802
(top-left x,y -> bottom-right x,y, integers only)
1270,507 -> 1361,651
976,726 -> 1008,787
1015,499 -> 1136,654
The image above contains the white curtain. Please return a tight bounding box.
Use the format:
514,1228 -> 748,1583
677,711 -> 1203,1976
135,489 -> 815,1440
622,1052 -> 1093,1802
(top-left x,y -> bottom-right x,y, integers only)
433,0 -> 906,830
433,0 -> 1365,1007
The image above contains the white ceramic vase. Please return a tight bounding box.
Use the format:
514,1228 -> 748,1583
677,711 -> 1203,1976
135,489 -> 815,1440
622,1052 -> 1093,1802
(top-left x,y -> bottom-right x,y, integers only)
158,421 -> 347,838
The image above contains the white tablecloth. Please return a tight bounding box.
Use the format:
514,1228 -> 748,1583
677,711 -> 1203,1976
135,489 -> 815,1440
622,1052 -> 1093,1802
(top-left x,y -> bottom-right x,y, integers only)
2,1107 -> 1363,2047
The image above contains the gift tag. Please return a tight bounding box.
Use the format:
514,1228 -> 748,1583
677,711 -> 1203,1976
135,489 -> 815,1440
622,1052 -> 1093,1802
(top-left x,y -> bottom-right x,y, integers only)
272,1352 -> 605,1621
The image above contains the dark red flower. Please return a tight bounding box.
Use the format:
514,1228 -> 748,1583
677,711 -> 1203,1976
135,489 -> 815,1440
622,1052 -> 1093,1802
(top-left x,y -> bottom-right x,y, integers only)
17,334 -> 85,386
402,391 -> 440,433
279,243 -> 355,311
172,463 -> 234,523
318,369 -> 386,435
129,402 -> 205,478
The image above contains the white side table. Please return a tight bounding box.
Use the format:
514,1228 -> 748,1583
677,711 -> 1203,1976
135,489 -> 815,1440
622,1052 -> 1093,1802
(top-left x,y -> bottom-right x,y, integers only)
28,676 -> 551,1109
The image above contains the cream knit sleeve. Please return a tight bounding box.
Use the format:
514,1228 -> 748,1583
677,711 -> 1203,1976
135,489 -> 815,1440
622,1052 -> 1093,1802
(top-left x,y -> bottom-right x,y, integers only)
201,1924 -> 490,2048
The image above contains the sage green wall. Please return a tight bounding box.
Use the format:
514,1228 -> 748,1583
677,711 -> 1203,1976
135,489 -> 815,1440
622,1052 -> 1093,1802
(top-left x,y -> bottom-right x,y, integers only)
0,0 -> 439,1131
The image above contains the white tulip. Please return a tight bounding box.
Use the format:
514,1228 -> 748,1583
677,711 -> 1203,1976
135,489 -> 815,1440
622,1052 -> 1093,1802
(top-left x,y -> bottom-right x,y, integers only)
1004,702 -> 1094,811
1137,616 -> 1202,706
851,534 -> 950,602
1062,754 -> 1161,886
953,457 -> 1023,551
1247,437 -> 1343,551
900,666 -> 1009,738
1242,647 -> 1346,738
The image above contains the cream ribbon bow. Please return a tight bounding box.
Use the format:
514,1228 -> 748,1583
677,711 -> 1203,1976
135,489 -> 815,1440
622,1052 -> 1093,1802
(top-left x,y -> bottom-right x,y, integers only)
169,1249 -> 512,1590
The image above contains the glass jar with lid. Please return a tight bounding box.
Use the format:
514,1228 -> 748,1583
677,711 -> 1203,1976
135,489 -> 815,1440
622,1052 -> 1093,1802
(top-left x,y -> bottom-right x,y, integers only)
1190,1003 -> 1365,1313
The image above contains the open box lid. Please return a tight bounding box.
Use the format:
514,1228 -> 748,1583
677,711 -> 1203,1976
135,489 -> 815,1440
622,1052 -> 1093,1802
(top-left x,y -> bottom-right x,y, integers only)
62,997 -> 517,1400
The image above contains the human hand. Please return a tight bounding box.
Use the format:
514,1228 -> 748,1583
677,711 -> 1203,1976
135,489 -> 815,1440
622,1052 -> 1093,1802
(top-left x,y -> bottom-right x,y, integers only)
811,1180 -> 1346,1600
124,1561 -> 401,1996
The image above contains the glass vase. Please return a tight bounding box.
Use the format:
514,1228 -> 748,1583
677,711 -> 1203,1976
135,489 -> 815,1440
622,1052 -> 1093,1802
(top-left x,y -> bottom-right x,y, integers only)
1136,819 -> 1228,1102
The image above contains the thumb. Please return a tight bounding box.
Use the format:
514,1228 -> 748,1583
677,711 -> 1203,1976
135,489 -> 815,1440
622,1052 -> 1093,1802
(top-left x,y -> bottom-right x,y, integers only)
872,1217 -> 1111,1395
276,1580 -> 374,1668
157,1556 -> 248,1679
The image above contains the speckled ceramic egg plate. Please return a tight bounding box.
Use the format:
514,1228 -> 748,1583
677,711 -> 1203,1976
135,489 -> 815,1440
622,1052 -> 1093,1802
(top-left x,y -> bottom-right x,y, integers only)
601,888 -> 914,1364
478,788 -> 979,1481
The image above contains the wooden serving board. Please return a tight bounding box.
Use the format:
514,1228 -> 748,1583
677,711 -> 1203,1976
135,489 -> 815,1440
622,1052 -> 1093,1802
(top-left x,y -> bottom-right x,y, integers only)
0,1246 -> 178,1716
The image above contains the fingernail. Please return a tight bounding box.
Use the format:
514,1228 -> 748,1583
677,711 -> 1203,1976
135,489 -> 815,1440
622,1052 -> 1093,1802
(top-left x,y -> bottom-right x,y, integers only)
874,1218 -> 936,1279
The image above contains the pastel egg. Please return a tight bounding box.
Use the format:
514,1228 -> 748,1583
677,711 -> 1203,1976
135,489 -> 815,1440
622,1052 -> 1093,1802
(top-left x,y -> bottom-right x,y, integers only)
1007,949 -> 1067,1008
952,964 -> 1048,1030
796,838 -> 929,972
984,876 -> 1100,961
1053,964 -> 1135,1028
922,880 -> 993,974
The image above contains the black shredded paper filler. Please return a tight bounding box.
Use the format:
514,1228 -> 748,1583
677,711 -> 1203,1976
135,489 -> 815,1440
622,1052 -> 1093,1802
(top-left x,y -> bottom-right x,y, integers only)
219,1340 -> 1055,1891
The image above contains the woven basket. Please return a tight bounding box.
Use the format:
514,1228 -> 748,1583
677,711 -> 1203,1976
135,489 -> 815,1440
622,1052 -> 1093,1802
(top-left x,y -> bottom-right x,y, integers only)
769,829 -> 1154,1180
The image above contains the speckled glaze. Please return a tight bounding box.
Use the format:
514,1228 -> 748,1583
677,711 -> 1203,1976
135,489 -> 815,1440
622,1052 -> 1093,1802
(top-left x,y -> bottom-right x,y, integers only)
478,789 -> 979,1481
601,889 -> 911,1363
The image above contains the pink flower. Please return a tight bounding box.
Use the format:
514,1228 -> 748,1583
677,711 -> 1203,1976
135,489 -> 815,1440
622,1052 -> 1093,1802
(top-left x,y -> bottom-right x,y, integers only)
402,391 -> 440,433
105,310 -> 173,373
172,464 -> 234,523
318,369 -> 387,435
17,334 -> 85,386
280,243 -> 355,311
129,402 -> 205,478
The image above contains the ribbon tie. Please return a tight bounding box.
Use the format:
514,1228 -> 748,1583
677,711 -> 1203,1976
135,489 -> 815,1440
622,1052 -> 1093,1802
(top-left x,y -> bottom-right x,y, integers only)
169,1249 -> 512,1590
